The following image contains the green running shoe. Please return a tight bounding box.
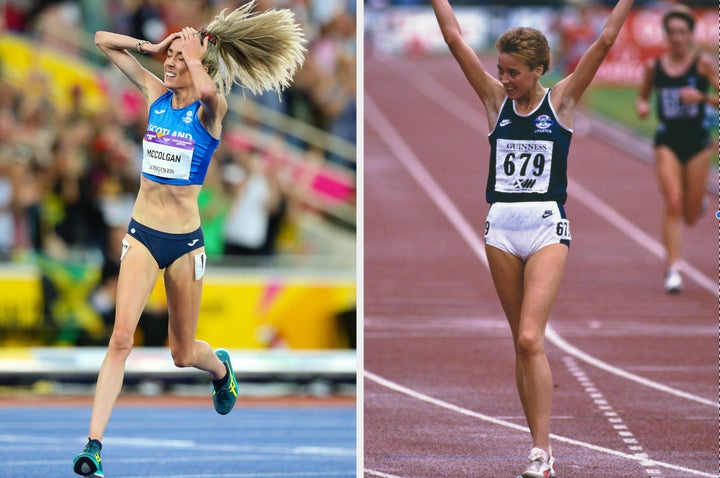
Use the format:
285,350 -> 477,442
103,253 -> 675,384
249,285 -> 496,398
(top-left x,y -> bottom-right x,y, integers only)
73,439 -> 104,477
212,348 -> 238,415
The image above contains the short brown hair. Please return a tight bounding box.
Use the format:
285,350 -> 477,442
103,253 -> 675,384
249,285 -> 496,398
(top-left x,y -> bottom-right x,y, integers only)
662,4 -> 695,32
495,27 -> 550,75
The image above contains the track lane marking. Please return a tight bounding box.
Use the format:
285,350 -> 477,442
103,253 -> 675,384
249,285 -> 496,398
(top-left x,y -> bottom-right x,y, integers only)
364,370 -> 714,477
547,327 -> 715,407
568,179 -> 715,294
562,356 -> 662,477
364,471 -> 404,478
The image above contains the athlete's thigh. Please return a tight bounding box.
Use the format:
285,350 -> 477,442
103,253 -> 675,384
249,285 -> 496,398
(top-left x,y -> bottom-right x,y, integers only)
682,146 -> 712,217
114,235 -> 161,334
654,146 -> 684,207
164,248 -> 205,346
519,243 -> 568,334
486,244 -> 525,341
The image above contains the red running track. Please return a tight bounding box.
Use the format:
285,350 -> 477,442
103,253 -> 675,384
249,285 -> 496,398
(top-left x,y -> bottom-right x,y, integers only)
363,55 -> 717,478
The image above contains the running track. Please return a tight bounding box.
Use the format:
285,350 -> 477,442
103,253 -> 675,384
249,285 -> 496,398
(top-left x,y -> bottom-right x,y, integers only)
0,396 -> 356,477
363,55 -> 717,477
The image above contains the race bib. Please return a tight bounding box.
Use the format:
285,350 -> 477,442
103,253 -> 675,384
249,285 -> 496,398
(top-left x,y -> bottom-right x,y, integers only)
142,131 -> 194,180
495,139 -> 553,194
555,219 -> 571,240
659,87 -> 699,120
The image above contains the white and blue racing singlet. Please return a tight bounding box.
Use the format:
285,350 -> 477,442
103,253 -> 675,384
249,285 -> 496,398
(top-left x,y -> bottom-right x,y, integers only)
141,90 -> 220,186
487,89 -> 572,204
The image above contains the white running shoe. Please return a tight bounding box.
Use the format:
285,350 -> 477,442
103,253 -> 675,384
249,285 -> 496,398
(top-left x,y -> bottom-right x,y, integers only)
664,268 -> 683,294
522,447 -> 556,478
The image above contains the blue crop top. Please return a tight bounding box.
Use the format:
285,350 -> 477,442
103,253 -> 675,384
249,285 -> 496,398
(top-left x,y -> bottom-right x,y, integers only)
141,90 -> 220,186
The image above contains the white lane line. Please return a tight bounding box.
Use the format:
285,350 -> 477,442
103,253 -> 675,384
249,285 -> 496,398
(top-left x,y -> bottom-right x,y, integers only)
547,327 -> 716,408
365,99 -> 488,271
364,471 -> 405,478
562,356 -> 662,477
567,179 -> 716,295
0,434 -> 354,457
365,370 -> 714,478
365,93 -> 714,408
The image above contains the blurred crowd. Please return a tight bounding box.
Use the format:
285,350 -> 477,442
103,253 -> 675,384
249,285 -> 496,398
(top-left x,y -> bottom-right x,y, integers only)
0,0 -> 356,267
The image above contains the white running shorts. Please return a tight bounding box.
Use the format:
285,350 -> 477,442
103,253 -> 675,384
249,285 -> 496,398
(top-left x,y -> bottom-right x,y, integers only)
484,201 -> 571,261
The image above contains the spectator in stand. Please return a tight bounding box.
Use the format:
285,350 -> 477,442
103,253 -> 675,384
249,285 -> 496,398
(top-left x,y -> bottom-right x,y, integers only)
324,52 -> 356,168
198,148 -> 230,258
0,0 -> 355,268
557,1 -> 597,76
555,1 -> 598,136
0,82 -> 46,257
126,0 -> 167,43
258,150 -> 289,256
222,144 -> 282,260
47,122 -> 108,256
0,153 -> 16,260
293,6 -> 356,166
7,144 -> 44,256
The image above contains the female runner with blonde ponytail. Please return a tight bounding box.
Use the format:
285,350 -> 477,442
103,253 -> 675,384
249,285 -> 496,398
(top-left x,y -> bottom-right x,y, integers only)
73,3 -> 305,477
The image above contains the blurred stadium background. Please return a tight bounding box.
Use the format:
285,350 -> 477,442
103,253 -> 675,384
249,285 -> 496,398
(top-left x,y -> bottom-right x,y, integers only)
0,0 -> 356,398
365,0 -> 717,147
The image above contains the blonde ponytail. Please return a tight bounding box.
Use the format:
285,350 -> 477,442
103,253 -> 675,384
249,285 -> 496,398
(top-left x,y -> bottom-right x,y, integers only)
200,1 -> 306,97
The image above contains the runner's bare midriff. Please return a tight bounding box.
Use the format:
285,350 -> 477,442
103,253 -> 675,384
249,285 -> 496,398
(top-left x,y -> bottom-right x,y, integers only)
131,176 -> 202,233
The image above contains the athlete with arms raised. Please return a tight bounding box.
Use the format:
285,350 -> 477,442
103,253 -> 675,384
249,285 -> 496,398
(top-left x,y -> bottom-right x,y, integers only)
431,1 -> 634,476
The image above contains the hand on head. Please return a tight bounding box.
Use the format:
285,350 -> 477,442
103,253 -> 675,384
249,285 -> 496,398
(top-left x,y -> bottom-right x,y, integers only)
178,27 -> 208,62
